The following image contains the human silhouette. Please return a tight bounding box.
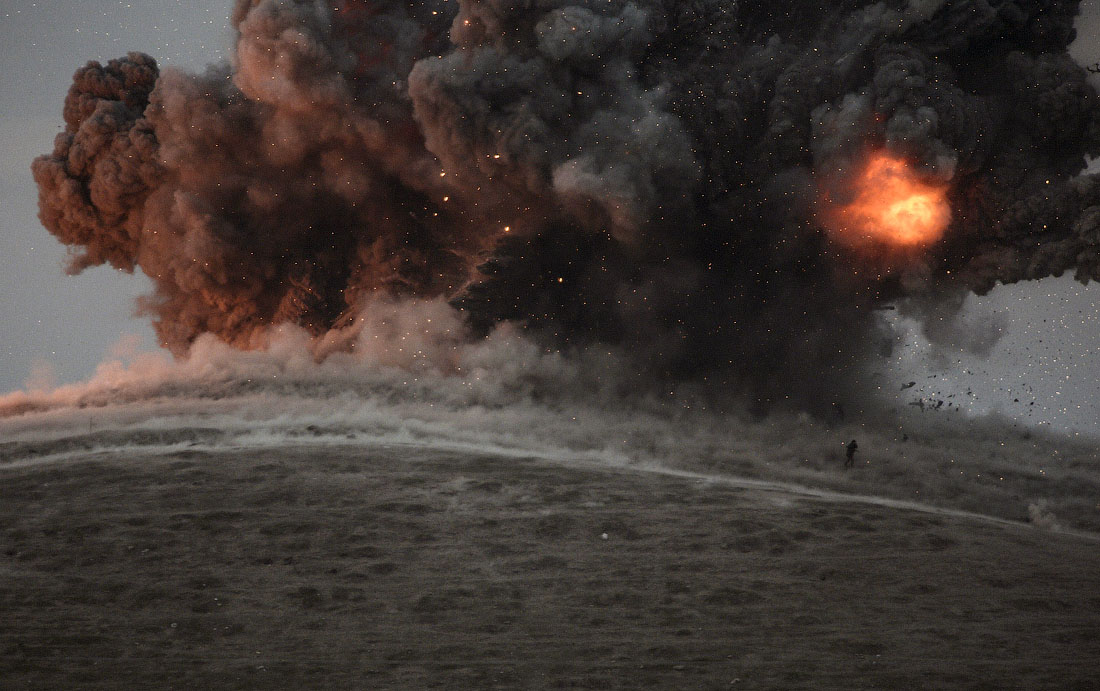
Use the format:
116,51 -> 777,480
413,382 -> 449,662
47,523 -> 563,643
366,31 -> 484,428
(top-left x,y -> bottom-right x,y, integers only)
845,439 -> 858,469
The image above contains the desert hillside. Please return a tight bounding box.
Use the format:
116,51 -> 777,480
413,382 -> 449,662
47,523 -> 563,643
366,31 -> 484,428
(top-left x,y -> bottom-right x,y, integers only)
2,435 -> 1098,689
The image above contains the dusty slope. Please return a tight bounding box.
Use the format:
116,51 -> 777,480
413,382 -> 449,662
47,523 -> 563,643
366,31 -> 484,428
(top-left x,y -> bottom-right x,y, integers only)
2,441 -> 1098,690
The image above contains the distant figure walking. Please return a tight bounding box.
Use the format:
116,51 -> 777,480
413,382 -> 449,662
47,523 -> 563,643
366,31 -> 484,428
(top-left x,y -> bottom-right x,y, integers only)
845,439 -> 858,469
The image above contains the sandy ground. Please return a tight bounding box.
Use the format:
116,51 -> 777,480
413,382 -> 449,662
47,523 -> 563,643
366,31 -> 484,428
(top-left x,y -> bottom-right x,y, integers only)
2,440 -> 1099,690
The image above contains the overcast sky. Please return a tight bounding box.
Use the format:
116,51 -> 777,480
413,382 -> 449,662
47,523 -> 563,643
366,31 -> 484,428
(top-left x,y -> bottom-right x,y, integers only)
2,1 -> 1100,436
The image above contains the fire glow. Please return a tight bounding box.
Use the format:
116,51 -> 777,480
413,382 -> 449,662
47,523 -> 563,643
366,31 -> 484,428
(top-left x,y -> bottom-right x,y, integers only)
821,153 -> 951,249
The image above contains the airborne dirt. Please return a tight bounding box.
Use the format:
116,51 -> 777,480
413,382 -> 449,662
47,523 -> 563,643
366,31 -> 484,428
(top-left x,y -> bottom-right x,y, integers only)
2,437 -> 1098,689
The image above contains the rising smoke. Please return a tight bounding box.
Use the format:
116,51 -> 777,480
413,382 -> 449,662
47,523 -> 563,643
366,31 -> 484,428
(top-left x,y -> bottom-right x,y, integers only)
31,0 -> 1100,413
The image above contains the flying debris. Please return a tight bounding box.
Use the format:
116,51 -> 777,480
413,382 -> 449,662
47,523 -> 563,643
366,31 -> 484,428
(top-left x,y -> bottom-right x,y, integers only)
31,0 -> 1100,414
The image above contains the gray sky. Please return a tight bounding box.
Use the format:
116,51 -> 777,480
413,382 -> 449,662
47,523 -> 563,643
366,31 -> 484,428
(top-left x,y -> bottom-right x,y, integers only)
2,0 -> 1100,436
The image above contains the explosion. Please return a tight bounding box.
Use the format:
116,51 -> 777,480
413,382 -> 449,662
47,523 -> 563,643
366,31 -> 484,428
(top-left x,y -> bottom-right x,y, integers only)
820,153 -> 952,250
30,0 -> 1100,412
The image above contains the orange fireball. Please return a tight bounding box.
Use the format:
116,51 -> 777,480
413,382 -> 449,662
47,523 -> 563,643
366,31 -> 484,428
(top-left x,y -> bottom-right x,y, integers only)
820,152 -> 951,249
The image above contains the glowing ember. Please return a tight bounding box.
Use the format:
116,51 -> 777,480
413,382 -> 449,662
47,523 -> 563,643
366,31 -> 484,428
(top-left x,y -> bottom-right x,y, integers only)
821,153 -> 951,249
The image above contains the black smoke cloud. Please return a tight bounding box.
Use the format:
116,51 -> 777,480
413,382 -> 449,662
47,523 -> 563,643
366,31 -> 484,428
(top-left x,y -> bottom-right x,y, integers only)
31,0 -> 1100,413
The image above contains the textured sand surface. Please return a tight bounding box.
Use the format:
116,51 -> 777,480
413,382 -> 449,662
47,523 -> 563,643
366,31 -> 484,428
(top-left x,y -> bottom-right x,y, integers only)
2,441 -> 1098,689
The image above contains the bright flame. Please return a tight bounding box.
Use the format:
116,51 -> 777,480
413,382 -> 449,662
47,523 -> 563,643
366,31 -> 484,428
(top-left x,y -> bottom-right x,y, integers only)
821,153 -> 951,249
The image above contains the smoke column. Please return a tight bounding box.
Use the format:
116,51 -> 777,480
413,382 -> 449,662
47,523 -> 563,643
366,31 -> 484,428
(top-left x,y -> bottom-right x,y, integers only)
31,0 -> 1100,413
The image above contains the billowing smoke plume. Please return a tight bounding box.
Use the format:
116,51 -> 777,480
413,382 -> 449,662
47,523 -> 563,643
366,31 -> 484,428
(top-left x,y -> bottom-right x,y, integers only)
32,0 -> 1100,413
